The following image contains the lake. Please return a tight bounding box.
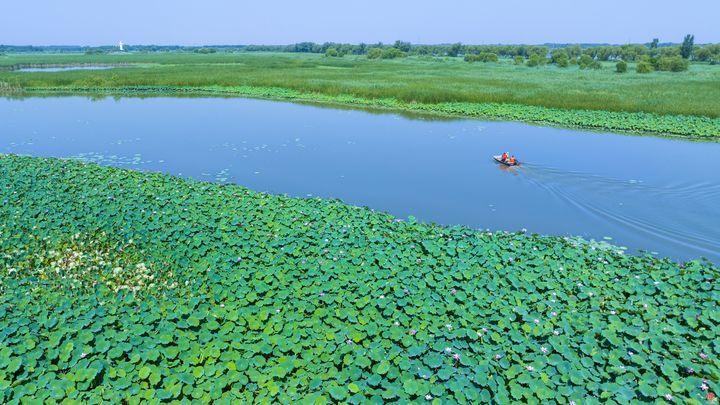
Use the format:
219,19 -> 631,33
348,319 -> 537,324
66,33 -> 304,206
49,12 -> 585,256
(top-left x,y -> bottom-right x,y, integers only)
2,96 -> 719,263
14,66 -> 119,72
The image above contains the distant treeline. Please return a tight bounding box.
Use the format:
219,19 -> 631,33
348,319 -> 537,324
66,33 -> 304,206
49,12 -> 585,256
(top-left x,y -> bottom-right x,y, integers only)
2,38 -> 719,62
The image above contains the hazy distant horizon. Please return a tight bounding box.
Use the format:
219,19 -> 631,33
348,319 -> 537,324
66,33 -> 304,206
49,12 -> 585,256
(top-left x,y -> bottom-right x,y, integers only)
2,0 -> 718,46
2,41 -> 714,48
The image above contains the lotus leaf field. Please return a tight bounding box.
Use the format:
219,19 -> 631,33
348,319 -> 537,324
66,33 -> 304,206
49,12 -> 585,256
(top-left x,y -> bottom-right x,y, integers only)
0,154 -> 718,403
18,85 -> 720,139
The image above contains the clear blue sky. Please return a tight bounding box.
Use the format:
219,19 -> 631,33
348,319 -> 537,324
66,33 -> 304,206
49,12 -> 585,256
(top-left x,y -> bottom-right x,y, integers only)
2,0 -> 718,46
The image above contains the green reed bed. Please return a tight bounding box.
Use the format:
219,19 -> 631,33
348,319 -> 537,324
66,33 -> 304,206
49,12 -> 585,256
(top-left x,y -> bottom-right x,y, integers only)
1,52 -> 719,137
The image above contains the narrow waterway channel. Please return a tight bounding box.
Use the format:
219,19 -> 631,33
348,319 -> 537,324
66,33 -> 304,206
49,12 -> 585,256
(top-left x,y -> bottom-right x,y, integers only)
2,96 -> 718,263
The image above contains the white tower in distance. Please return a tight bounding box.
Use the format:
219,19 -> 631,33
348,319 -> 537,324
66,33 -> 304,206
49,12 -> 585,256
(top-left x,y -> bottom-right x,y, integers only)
118,41 -> 124,51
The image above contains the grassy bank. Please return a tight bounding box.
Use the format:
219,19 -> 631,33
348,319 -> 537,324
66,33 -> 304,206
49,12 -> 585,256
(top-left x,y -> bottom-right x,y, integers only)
1,52 -> 719,138
1,154 -> 717,403
16,84 -> 720,139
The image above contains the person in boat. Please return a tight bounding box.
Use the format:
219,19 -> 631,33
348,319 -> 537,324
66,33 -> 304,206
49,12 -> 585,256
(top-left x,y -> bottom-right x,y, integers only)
507,155 -> 517,166
500,152 -> 509,162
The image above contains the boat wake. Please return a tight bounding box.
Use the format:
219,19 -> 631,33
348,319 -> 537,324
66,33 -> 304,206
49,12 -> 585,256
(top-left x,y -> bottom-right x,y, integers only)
519,163 -> 720,259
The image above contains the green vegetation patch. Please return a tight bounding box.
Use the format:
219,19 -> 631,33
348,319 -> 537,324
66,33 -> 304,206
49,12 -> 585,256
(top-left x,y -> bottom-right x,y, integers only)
1,52 -> 719,121
1,154 -> 718,403
22,84 -> 720,139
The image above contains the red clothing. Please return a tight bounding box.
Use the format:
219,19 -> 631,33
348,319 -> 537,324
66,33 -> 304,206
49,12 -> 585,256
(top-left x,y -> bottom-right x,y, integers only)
501,153 -> 509,161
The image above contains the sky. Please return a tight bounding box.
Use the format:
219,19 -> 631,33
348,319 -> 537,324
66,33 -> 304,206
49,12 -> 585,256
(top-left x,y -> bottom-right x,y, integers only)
2,0 -> 718,46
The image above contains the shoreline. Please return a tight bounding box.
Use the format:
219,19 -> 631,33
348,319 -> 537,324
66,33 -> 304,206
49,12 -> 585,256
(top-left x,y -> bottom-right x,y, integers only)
12,85 -> 720,141
1,153 -> 718,403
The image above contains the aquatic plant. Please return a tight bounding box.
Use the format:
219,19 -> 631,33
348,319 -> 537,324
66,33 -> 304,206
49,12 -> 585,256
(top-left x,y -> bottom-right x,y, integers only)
21,84 -> 720,139
1,52 -> 718,118
1,154 -> 718,402
0,80 -> 21,95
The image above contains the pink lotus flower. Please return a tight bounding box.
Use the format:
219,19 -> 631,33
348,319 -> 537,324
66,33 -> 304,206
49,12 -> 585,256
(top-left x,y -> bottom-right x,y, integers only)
541,347 -> 548,354
664,394 -> 672,401
533,319 -> 540,324
445,347 -> 452,353
410,329 -> 417,336
346,339 -> 354,345
702,383 -> 709,391
700,352 -> 709,359
526,366 -> 534,371
453,353 -> 460,361
495,354 -> 503,359
80,352 -> 87,359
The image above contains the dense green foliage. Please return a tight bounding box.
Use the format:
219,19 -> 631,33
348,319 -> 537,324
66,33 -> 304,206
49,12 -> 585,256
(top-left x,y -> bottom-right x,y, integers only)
194,48 -> 217,54
2,39 -> 720,62
366,48 -> 405,60
654,56 -> 689,72
464,53 -> 498,63
447,43 -> 463,58
551,50 -> 570,68
579,55 -> 602,70
637,62 -> 654,74
695,45 -> 720,63
681,35 -> 695,59
366,48 -> 383,59
526,55 -> 547,67
1,53 -> 719,138
616,61 -> 628,73
0,154 -> 718,403
1,53 -> 718,119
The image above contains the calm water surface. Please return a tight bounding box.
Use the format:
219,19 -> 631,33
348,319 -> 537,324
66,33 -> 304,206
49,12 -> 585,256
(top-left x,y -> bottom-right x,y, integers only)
15,66 -> 118,72
2,97 -> 719,263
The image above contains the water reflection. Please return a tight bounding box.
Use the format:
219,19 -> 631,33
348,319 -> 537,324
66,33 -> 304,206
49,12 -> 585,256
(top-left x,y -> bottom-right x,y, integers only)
1,96 -> 718,263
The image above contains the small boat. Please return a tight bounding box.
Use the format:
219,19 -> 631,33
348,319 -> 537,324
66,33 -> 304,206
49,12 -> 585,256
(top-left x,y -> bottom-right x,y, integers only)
493,155 -> 519,166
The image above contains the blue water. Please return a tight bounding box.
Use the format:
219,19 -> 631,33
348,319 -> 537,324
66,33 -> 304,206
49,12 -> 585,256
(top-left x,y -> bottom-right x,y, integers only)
2,96 -> 719,263
15,66 -> 117,72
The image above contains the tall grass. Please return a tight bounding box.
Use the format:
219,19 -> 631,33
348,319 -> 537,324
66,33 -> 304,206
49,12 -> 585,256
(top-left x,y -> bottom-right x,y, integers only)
1,52 -> 719,117
0,80 -> 21,95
